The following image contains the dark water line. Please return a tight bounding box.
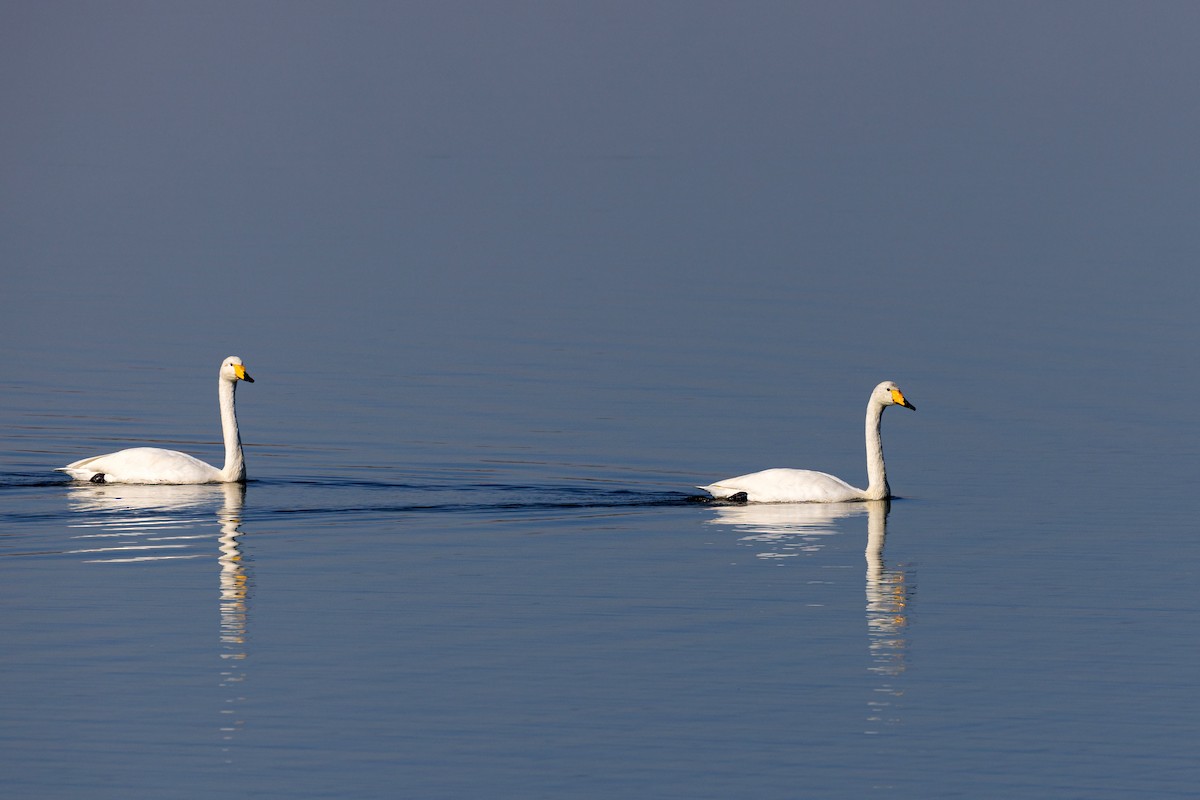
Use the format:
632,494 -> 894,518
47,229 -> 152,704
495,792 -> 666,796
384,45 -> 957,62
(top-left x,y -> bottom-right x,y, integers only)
265,494 -> 709,519
0,471 -> 716,520
0,476 -> 78,489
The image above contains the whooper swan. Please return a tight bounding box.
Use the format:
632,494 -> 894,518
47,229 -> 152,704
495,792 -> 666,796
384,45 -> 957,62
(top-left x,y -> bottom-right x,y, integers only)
699,380 -> 915,503
57,356 -> 256,485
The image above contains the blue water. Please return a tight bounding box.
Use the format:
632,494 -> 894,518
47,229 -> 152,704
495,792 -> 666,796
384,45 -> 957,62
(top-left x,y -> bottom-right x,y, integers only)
4,338 -> 1197,798
3,4 -> 1200,798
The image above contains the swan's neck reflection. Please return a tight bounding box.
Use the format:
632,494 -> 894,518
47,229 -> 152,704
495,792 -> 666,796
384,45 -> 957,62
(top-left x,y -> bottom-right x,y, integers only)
216,483 -> 249,748
864,499 -> 910,733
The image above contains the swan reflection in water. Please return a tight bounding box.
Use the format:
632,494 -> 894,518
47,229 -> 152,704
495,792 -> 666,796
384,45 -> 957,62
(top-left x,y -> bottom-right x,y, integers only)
65,481 -> 251,748
66,482 -> 234,562
213,484 -> 250,749
862,500 -> 911,732
706,499 -> 912,732
707,500 -> 870,562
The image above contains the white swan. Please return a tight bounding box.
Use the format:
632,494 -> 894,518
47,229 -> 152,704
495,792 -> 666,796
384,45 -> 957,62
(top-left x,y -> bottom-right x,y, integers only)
56,356 -> 255,485
699,381 -> 915,503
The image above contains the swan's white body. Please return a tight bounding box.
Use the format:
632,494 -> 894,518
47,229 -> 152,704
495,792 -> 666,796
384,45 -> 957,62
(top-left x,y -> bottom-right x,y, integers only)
57,357 -> 255,485
699,381 -> 915,503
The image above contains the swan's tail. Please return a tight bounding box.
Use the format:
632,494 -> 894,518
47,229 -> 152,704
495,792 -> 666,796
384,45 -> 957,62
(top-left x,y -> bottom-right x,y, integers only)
697,484 -> 749,502
56,466 -> 98,482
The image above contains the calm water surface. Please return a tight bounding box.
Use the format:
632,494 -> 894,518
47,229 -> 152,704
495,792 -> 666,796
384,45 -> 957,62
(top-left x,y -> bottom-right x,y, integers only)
2,327 -> 1197,799
4,4 -> 1200,798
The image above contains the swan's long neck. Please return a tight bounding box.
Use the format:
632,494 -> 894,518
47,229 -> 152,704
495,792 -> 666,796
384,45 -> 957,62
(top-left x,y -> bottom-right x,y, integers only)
218,377 -> 245,482
863,399 -> 889,500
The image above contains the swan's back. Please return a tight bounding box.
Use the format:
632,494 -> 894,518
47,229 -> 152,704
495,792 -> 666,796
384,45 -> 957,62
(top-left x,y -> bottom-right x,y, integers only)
57,447 -> 224,485
699,468 -> 866,504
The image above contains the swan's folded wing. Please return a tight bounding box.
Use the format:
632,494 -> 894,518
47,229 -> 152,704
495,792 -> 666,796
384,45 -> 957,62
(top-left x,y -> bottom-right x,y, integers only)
57,447 -> 223,484
700,468 -> 865,503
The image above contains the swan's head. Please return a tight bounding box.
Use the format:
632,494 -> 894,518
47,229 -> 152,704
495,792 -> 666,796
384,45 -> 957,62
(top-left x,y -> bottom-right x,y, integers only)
874,380 -> 914,410
220,356 -> 255,384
